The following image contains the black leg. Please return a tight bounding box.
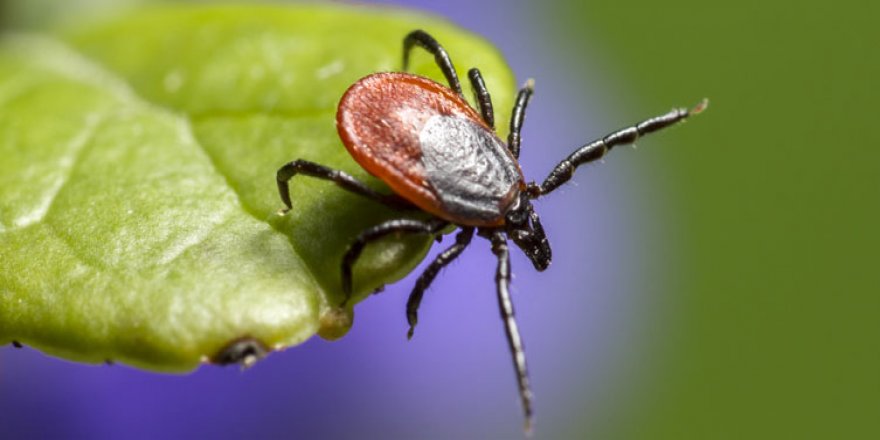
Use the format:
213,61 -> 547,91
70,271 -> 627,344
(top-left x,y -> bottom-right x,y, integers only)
467,68 -> 494,128
489,231 -> 534,433
508,79 -> 535,159
276,159 -> 413,213
406,227 -> 474,339
341,218 -> 449,306
403,30 -> 463,97
534,99 -> 708,196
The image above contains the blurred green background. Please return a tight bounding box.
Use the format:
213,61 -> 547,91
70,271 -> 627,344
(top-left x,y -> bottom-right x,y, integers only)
547,1 -> 879,438
2,0 -> 877,438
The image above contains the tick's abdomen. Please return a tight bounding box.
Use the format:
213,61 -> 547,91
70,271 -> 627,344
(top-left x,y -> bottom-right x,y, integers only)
337,72 -> 523,226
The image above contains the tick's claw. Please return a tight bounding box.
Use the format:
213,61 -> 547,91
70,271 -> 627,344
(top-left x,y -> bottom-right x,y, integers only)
691,98 -> 710,114
524,416 -> 534,436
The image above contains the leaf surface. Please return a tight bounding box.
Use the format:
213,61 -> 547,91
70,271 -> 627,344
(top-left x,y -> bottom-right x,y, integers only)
0,4 -> 514,370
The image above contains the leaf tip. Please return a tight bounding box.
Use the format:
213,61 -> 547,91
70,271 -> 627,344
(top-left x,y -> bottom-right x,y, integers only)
317,306 -> 354,341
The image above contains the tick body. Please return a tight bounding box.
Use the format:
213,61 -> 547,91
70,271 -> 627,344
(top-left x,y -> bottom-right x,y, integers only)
277,29 -> 706,432
338,72 -> 523,226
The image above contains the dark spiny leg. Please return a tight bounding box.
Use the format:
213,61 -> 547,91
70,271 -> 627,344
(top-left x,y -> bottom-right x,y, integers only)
341,218 -> 449,307
508,79 -> 535,159
403,30 -> 463,96
489,231 -> 534,433
467,68 -> 494,128
406,227 -> 474,339
533,99 -> 708,196
276,159 -> 413,213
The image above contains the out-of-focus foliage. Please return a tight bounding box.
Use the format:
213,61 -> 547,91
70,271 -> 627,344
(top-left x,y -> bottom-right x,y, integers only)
551,1 -> 880,438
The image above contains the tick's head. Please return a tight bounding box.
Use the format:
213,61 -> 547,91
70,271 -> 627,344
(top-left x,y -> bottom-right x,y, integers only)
505,193 -> 552,271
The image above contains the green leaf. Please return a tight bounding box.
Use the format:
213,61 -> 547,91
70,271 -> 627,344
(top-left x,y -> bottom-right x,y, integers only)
0,4 -> 515,371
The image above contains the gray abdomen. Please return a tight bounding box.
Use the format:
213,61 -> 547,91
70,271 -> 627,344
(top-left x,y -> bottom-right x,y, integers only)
419,115 -> 522,224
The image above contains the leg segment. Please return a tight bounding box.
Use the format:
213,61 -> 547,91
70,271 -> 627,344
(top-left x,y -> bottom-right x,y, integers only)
489,231 -> 534,433
403,30 -> 463,97
341,218 -> 449,306
406,227 -> 474,339
467,68 -> 495,128
535,99 -> 708,196
276,159 -> 413,213
508,79 -> 535,159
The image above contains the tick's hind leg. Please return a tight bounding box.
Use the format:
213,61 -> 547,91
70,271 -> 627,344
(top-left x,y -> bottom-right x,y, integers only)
341,218 -> 449,307
403,30 -> 463,97
276,159 -> 414,213
406,227 -> 474,339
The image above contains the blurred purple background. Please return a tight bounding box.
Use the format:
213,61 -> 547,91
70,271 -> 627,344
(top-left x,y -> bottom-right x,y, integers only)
1,1 -> 676,438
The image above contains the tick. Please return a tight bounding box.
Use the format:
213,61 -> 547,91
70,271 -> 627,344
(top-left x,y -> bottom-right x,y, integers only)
277,29 -> 706,432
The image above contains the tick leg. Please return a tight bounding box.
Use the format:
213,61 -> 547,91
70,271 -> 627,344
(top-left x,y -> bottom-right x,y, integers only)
489,230 -> 534,433
276,159 -> 414,213
467,68 -> 494,128
534,99 -> 708,196
508,79 -> 535,159
406,227 -> 474,339
403,30 -> 463,97
341,218 -> 449,307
